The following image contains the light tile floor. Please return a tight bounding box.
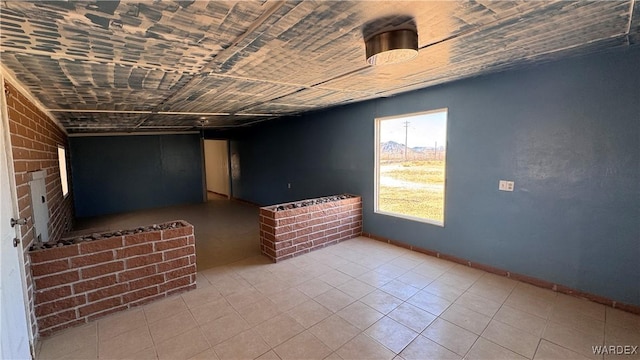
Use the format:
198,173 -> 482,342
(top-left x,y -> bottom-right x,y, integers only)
37,236 -> 639,360
38,198 -> 639,359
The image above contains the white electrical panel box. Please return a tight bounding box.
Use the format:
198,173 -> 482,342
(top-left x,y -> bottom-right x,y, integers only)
29,170 -> 50,243
499,180 -> 515,192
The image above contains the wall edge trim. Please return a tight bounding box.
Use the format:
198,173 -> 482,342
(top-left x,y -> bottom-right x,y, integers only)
0,65 -> 67,135
362,232 -> 640,315
230,197 -> 261,207
68,131 -> 200,137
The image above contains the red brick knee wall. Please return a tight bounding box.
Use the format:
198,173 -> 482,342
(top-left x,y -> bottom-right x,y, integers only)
29,221 -> 196,336
260,195 -> 362,262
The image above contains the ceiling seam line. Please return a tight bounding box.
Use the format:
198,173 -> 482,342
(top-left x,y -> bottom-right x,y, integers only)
230,4 -> 558,101
199,71 -> 377,96
375,33 -> 631,98
0,48 -> 374,96
0,64 -> 67,134
319,3 -> 631,94
48,110 -> 282,116
132,1 -> 288,129
207,1 -> 287,68
312,3 -> 553,91
231,88 -> 309,114
0,49 -> 191,74
48,110 -> 153,114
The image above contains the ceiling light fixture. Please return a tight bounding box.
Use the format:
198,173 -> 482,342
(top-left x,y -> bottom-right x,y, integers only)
365,29 -> 418,66
198,117 -> 209,127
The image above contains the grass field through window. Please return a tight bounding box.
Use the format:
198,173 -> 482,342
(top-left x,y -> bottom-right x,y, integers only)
378,159 -> 445,223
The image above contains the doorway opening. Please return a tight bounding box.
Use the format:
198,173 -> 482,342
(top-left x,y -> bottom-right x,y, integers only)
203,140 -> 231,200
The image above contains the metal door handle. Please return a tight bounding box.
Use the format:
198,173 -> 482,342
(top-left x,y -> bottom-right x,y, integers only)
13,238 -> 19,247
10,218 -> 27,227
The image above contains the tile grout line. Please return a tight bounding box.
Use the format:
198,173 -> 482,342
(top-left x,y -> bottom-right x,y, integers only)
40,237 -> 638,360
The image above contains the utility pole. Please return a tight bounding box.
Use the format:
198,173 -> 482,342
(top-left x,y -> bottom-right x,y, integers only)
404,121 -> 410,161
435,141 -> 437,160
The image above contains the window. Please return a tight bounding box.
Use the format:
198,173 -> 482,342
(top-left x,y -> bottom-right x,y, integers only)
375,109 -> 448,226
57,145 -> 69,197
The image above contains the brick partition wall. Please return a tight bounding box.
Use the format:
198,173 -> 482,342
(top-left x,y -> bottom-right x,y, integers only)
3,79 -> 74,338
28,221 -> 196,336
260,195 -> 362,262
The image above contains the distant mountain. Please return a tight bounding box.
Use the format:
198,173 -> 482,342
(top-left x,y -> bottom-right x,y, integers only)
380,141 -> 445,160
380,141 -> 406,153
381,141 -> 430,153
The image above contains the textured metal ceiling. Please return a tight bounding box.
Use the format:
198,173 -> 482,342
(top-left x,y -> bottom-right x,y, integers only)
1,1 -> 638,133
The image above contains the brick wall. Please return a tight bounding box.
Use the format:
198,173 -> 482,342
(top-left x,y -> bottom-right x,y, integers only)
29,221 -> 196,336
4,80 -> 74,337
260,195 -> 362,262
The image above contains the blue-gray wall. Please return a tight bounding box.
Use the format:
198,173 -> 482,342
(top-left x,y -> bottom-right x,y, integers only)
70,134 -> 204,218
232,47 -> 640,306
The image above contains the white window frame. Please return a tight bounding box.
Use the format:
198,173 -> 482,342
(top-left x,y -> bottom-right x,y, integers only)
57,145 -> 69,197
374,108 -> 448,227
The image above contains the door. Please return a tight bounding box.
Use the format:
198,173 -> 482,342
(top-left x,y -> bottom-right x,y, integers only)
1,79 -> 31,359
203,140 -> 230,197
